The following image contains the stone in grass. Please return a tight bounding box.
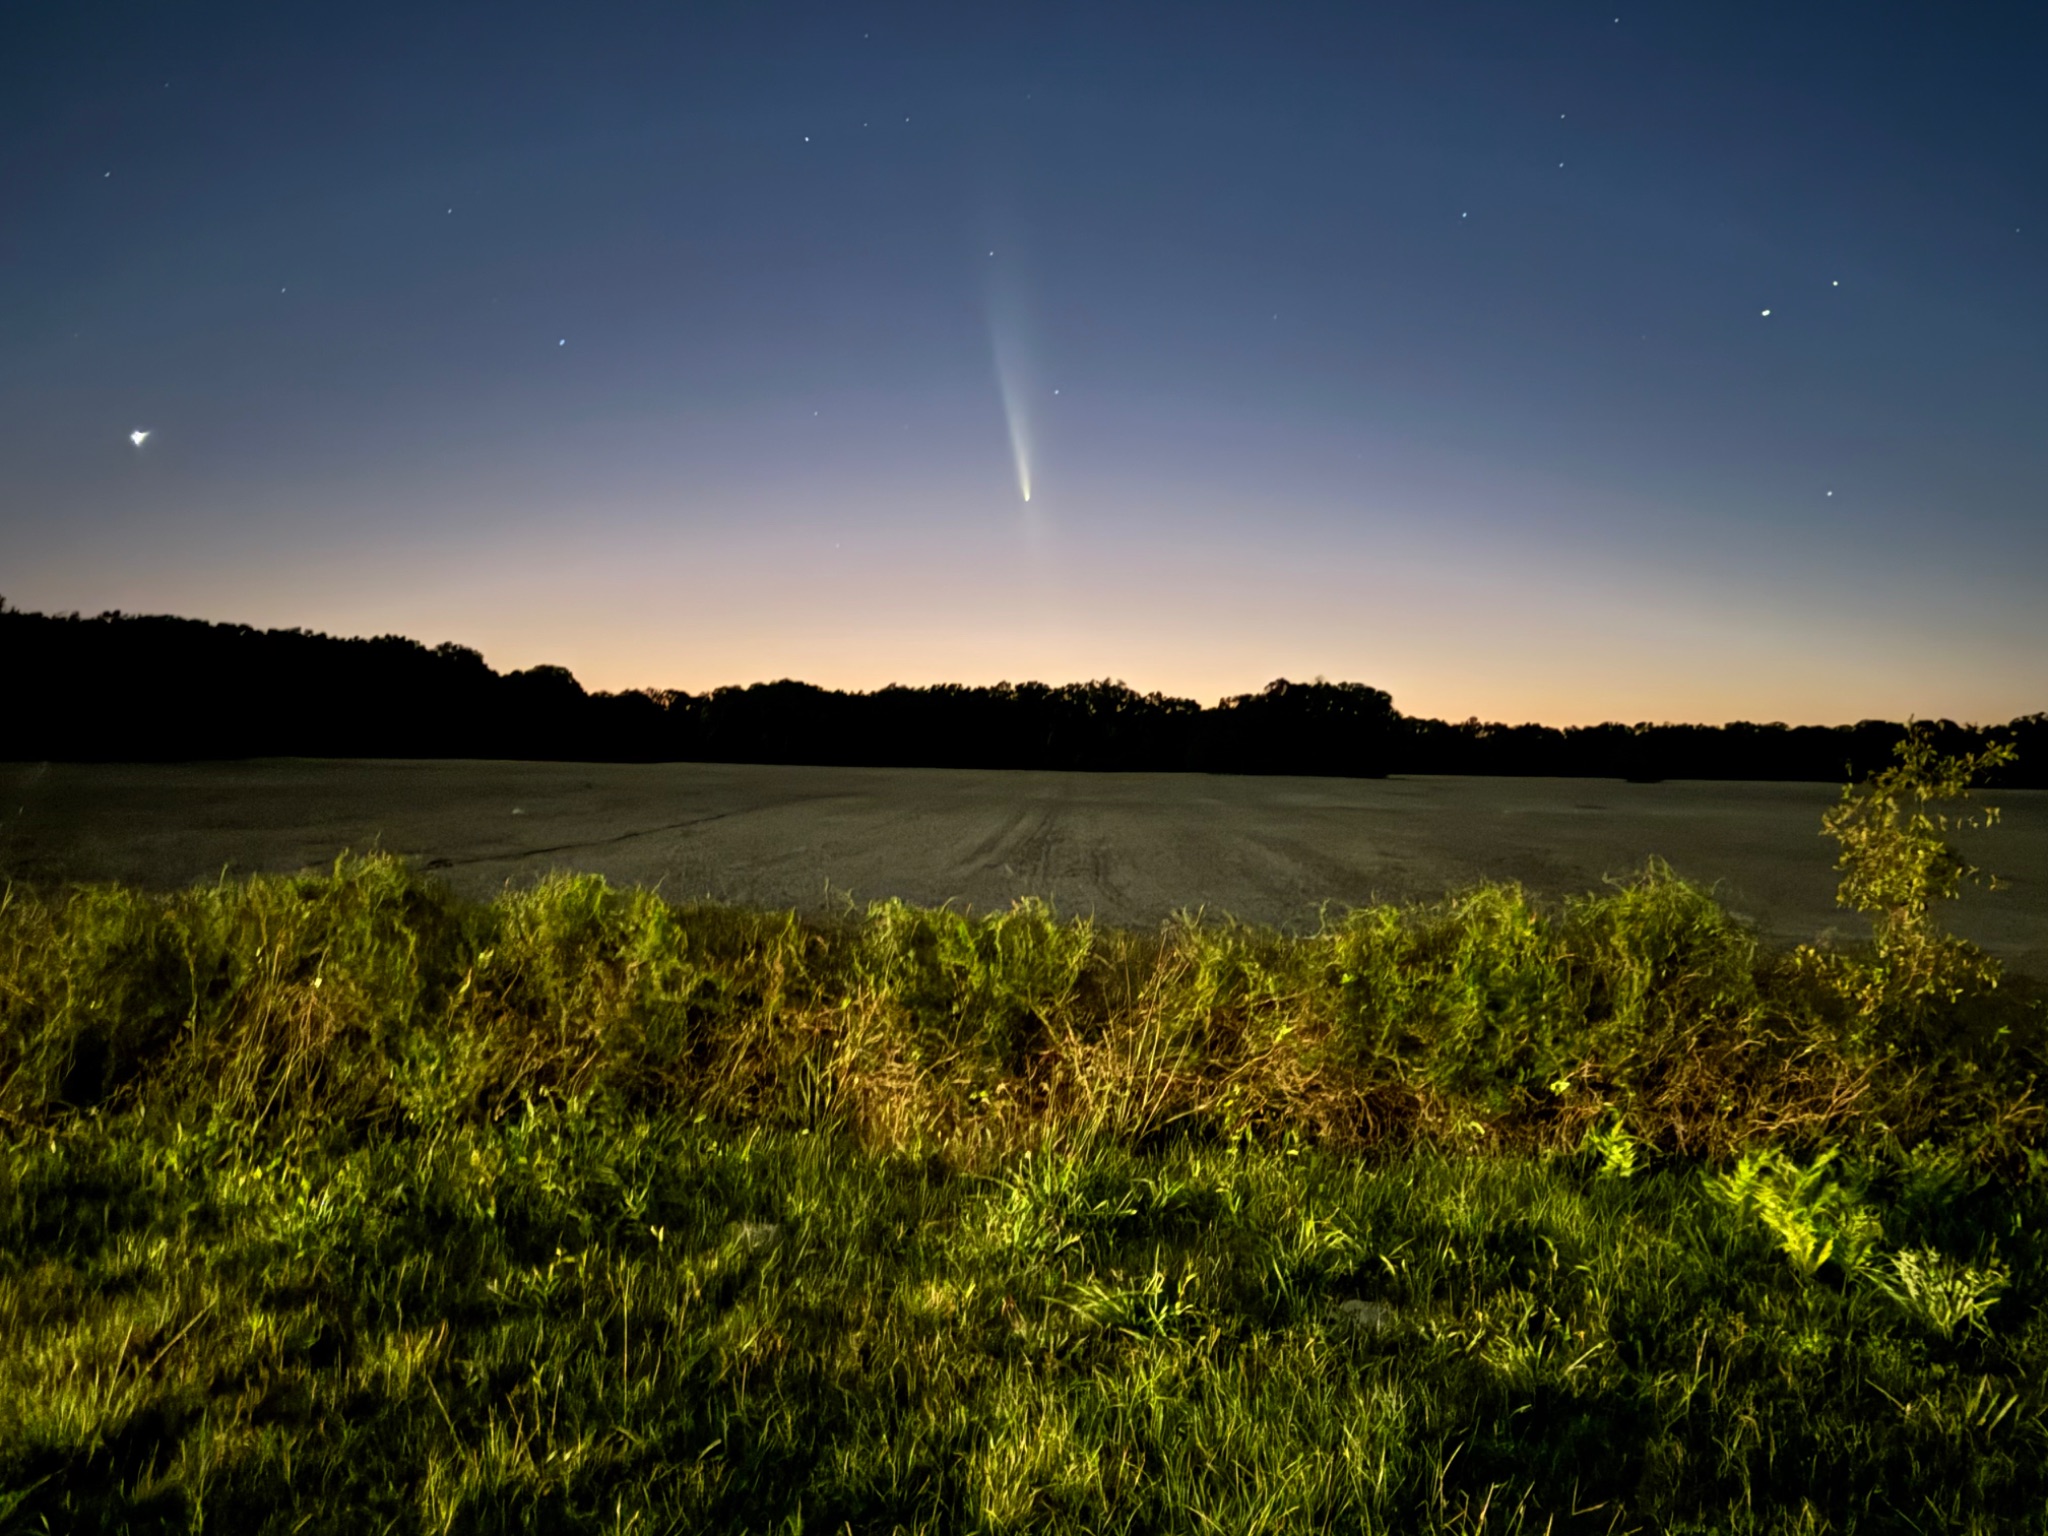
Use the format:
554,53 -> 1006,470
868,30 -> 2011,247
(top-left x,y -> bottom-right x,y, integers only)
1336,1298 -> 1396,1335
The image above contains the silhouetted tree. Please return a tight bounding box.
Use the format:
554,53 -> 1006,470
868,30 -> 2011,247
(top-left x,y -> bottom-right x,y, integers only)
2,606 -> 2037,785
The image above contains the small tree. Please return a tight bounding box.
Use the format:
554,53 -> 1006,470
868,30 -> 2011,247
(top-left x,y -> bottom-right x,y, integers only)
1809,723 -> 2016,1036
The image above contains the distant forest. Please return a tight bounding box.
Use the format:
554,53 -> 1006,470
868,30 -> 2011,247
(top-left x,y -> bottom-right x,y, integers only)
6,604 -> 2043,785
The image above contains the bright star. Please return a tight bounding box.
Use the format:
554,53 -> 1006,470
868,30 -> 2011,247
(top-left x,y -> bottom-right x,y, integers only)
129,430 -> 149,446
1760,309 -> 1771,316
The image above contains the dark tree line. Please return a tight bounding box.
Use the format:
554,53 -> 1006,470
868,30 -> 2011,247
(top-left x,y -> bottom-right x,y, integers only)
5,604 -> 2041,785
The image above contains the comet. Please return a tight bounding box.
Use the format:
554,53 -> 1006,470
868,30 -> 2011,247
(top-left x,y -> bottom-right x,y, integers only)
985,245 -> 1038,507
992,338 -> 1033,503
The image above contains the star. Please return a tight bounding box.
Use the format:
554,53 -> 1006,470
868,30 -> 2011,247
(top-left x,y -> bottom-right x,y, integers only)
1831,280 -> 1838,286
130,430 -> 149,446
1826,490 -> 1834,496
1760,308 -> 1771,316
558,338 -> 566,346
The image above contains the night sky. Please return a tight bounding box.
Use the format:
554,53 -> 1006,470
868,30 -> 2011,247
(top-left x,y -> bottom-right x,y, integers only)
7,2 -> 2044,726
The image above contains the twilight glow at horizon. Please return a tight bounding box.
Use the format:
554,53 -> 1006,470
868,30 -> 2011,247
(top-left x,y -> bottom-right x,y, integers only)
3,2 -> 2043,727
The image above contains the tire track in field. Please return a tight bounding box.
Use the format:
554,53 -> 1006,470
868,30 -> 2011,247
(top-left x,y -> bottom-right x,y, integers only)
420,810 -> 738,869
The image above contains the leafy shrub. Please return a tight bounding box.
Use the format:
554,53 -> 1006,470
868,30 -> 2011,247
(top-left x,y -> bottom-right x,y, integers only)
1705,1145 -> 1884,1280
1583,1110 -> 1645,1179
1321,884 -> 1576,1109
1870,1246 -> 2010,1339
1560,859 -> 1765,1076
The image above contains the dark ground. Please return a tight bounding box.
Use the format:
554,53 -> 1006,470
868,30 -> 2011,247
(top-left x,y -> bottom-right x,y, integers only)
3,759 -> 2043,973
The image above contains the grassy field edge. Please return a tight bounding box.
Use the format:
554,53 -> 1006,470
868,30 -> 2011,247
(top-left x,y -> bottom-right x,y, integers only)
3,732 -> 2044,1532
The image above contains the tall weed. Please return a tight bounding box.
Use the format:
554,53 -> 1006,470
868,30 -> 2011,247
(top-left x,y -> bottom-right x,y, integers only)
1805,722 -> 2017,1042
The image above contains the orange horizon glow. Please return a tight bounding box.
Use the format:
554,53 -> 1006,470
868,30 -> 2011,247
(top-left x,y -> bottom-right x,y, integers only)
13,459 -> 2041,734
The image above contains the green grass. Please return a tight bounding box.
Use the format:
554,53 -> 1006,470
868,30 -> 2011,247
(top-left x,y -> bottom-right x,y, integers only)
3,753 -> 2046,1531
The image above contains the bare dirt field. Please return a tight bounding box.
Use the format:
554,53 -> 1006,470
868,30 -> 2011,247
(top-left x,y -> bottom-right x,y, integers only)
3,758 -> 2043,973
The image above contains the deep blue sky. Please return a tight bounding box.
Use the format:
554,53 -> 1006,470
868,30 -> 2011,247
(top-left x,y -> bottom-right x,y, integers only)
5,1 -> 2043,724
